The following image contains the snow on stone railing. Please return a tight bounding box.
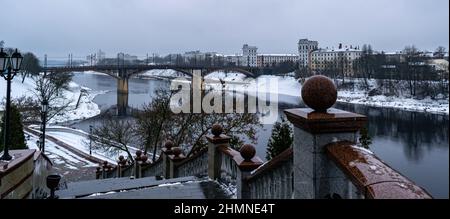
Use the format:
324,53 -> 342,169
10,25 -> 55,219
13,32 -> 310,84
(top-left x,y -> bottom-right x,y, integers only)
217,146 -> 239,185
283,75 -> 432,199
326,141 -> 432,199
245,148 -> 293,199
141,154 -> 164,178
174,147 -> 208,178
206,124 -> 263,199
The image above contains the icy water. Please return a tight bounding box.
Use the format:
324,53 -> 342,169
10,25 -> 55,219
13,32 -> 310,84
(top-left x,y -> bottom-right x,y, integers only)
71,72 -> 449,198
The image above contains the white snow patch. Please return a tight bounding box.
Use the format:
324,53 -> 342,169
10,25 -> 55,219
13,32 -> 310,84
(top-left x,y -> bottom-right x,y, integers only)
0,76 -> 105,123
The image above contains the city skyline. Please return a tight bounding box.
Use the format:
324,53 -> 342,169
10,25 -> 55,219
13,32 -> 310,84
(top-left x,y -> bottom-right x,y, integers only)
0,0 -> 448,57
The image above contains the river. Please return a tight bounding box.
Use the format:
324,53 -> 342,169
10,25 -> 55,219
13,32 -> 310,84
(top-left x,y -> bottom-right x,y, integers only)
70,72 -> 449,198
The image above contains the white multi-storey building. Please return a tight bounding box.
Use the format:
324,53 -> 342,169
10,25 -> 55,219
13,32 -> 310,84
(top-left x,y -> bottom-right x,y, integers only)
310,44 -> 362,76
298,39 -> 318,68
97,49 -> 105,62
242,44 -> 258,67
257,54 -> 299,67
224,54 -> 244,66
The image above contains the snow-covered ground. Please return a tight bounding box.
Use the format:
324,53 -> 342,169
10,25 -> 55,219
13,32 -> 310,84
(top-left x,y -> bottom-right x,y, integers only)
338,89 -> 449,115
45,130 -> 127,164
173,71 -> 449,114
25,131 -> 96,170
336,79 -> 449,115
140,69 -> 187,78
0,76 -> 105,124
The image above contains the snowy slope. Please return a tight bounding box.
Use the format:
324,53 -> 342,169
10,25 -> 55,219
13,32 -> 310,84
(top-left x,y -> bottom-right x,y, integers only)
0,76 -> 104,123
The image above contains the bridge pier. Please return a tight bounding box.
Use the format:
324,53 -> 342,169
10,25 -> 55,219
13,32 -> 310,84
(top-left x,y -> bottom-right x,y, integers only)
117,77 -> 129,116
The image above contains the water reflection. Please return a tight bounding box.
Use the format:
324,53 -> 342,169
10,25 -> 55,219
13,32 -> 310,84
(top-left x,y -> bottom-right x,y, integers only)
335,103 -> 449,162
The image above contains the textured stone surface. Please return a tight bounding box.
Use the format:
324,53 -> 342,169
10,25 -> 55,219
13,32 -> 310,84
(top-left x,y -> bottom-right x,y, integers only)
0,150 -> 35,199
326,141 -> 432,199
57,176 -> 198,198
301,75 -> 337,112
81,180 -> 231,199
285,108 -> 367,134
292,126 -> 359,199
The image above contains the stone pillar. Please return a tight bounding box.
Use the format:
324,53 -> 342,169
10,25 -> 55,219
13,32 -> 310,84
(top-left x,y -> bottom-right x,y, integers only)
161,140 -> 174,179
285,75 -> 367,199
237,144 -> 262,199
205,124 -> 231,180
134,150 -> 142,179
117,155 -> 126,178
168,147 -> 185,178
117,72 -> 129,116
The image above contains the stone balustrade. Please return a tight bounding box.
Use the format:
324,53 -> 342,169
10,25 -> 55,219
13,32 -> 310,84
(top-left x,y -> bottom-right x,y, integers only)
141,156 -> 164,178
245,148 -> 293,199
92,75 -> 431,199
326,141 -> 432,199
174,147 -> 208,178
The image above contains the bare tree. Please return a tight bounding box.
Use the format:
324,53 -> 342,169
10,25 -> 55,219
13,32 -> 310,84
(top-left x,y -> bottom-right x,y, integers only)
32,74 -> 72,123
20,52 -> 41,83
434,46 -> 446,59
90,114 -> 137,162
135,89 -> 174,162
135,89 -> 261,161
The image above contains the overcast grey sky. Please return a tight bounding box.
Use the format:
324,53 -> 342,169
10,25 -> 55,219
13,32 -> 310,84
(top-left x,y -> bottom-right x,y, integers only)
0,0 -> 448,58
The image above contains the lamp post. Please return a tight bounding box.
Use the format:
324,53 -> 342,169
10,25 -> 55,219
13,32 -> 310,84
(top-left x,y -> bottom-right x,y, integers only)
0,48 -> 23,161
40,99 -> 49,153
89,125 -> 93,156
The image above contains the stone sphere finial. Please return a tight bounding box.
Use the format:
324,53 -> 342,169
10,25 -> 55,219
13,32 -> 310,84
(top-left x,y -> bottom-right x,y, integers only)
141,155 -> 148,162
172,147 -> 183,157
118,155 -> 124,161
135,150 -> 142,157
164,140 -> 174,150
301,75 -> 337,112
240,144 -> 256,161
211,124 -> 223,137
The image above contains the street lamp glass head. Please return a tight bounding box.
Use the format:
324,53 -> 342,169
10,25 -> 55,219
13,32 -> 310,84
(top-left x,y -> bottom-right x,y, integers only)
10,49 -> 23,72
0,48 -> 9,73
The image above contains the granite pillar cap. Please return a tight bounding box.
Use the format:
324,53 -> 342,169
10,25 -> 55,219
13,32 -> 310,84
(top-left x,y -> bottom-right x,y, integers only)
240,144 -> 256,161
301,75 -> 337,112
211,124 -> 223,136
164,140 -> 174,150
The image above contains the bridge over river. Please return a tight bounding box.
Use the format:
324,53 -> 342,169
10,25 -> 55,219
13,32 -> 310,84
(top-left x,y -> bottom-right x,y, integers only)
43,64 -> 260,116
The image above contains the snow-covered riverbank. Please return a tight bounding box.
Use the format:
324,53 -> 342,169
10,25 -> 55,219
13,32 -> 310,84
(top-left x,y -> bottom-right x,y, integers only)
0,76 -> 105,123
203,72 -> 449,115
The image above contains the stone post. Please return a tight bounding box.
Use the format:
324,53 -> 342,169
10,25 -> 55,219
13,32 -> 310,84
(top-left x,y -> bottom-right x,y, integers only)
161,140 -> 174,179
285,75 -> 367,199
134,150 -> 142,179
205,124 -> 231,180
237,144 -> 262,199
168,147 -> 186,178
101,161 -> 108,179
117,155 -> 125,178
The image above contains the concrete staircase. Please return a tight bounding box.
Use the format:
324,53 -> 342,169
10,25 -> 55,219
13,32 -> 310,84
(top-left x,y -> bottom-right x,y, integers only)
56,176 -> 230,199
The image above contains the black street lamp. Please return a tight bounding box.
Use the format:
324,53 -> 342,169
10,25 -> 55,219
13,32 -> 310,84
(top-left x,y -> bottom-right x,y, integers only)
40,99 -> 49,153
89,125 -> 93,156
0,48 -> 23,161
